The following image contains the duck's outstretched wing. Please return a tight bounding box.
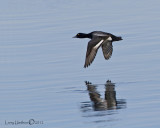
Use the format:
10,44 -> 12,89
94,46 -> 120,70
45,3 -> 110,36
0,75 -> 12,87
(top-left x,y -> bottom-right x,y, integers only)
102,41 -> 113,60
84,37 -> 104,68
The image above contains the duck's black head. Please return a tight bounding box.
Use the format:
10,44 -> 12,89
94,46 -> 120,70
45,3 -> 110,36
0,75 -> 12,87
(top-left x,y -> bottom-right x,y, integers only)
73,33 -> 91,38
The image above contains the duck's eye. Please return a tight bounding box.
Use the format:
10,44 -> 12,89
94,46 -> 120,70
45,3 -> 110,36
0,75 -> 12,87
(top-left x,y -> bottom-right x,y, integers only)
77,34 -> 79,36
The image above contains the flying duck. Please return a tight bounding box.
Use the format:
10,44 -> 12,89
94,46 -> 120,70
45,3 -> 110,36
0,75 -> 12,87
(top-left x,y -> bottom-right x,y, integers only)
73,31 -> 122,68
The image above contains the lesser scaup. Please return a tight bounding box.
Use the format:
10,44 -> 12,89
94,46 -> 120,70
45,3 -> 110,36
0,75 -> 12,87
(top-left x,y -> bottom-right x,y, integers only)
73,31 -> 122,68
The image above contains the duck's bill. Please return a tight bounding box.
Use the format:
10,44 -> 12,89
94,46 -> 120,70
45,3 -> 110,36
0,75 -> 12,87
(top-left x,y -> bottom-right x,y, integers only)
72,36 -> 77,38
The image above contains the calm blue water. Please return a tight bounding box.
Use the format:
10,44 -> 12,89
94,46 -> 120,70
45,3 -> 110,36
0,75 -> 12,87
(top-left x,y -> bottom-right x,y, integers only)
0,0 -> 160,128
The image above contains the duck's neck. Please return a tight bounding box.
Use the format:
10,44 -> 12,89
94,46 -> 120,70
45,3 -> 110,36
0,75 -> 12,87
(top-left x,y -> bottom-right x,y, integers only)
81,33 -> 92,39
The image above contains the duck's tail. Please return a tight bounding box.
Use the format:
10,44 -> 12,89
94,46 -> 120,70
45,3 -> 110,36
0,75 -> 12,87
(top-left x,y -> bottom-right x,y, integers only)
112,35 -> 123,41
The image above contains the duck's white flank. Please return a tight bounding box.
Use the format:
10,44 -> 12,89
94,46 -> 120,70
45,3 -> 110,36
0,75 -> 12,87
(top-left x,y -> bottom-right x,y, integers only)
107,37 -> 112,41
94,40 -> 104,49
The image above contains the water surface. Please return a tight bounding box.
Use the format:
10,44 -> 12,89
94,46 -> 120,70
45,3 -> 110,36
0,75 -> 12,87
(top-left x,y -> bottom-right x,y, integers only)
0,0 -> 160,128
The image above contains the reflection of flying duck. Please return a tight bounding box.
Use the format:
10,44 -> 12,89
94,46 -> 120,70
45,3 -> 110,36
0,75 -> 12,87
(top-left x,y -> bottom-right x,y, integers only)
85,80 -> 126,111
85,80 -> 116,110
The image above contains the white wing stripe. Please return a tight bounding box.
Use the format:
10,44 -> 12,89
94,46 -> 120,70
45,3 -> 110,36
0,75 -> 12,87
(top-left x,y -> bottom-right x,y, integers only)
94,40 -> 104,49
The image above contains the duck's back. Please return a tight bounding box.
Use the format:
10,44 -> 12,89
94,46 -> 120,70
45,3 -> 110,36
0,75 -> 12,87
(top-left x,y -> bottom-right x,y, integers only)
91,31 -> 109,37
91,31 -> 122,41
